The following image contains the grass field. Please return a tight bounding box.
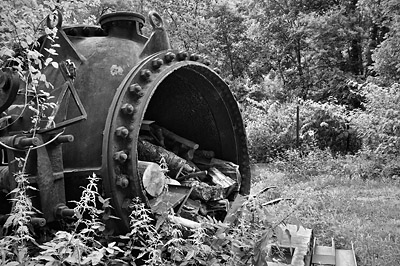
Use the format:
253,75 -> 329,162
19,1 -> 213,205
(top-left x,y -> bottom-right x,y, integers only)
251,164 -> 400,266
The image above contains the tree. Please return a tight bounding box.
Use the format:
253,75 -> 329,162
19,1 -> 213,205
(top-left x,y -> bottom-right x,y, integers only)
357,0 -> 400,84
208,3 -> 256,79
241,0 -> 370,105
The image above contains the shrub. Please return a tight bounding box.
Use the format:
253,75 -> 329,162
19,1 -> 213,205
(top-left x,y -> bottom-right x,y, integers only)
243,98 -> 361,163
350,82 -> 400,156
300,100 -> 362,154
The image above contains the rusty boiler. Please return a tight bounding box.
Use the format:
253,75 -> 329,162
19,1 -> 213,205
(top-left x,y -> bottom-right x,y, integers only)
0,11 -> 251,232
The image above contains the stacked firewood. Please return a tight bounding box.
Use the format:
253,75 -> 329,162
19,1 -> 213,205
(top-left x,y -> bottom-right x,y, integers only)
137,120 -> 241,223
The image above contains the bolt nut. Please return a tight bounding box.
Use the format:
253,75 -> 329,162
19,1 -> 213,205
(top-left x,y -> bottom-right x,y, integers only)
115,126 -> 129,138
189,53 -> 200,61
121,198 -> 132,210
203,59 -> 211,66
82,27 -> 90,36
177,51 -> 188,61
164,52 -> 175,63
129,83 -> 144,96
140,69 -> 151,81
121,103 -> 135,115
151,58 -> 163,70
116,175 -> 129,188
113,151 -> 128,163
213,68 -> 221,74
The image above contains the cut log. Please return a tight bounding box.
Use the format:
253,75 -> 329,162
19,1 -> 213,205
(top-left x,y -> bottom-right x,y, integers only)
176,170 -> 208,182
206,199 -> 230,213
181,147 -> 196,161
168,215 -> 201,229
207,167 -> 237,197
194,149 -> 215,159
138,161 -> 166,197
165,178 -> 181,186
210,158 -> 241,183
151,124 -> 199,150
137,138 -> 196,175
208,167 -> 236,189
181,180 -> 225,202
151,126 -> 165,147
178,198 -> 202,221
140,120 -> 155,131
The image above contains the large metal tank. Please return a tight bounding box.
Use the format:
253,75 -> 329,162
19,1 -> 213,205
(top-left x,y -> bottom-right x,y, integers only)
0,11 -> 250,231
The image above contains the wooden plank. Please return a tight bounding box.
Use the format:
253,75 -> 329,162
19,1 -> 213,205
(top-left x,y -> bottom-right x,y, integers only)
315,246 -> 336,256
149,185 -> 190,214
312,254 -> 336,265
336,250 -> 357,266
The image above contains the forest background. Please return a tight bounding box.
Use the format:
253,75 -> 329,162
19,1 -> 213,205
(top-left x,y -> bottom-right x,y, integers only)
2,0 -> 400,163
1,0 -> 400,265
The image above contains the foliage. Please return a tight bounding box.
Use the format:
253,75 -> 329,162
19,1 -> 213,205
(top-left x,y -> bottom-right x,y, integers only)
208,3 -> 256,80
243,97 -> 361,163
0,168 -> 36,265
257,154 -> 400,266
1,173 -> 296,265
350,82 -> 400,156
358,0 -> 400,84
33,175 -> 122,266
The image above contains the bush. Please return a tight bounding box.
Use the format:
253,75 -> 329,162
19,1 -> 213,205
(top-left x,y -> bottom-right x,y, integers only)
300,100 -> 362,154
243,98 -> 362,163
243,100 -> 298,163
350,82 -> 400,156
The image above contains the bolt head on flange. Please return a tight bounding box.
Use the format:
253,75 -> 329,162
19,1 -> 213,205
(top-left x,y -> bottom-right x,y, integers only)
113,151 -> 128,163
121,103 -> 135,115
164,52 -> 175,63
116,175 -> 129,188
115,126 -> 129,138
177,51 -> 188,61
151,58 -> 164,70
189,53 -> 200,61
203,59 -> 211,66
140,69 -> 151,81
129,83 -> 144,96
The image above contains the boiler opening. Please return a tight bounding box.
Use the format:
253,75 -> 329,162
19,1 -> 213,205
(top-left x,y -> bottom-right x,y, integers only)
143,66 -> 238,164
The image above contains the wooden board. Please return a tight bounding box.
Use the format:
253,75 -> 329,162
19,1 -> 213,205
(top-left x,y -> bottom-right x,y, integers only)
336,250 -> 357,266
149,185 -> 191,214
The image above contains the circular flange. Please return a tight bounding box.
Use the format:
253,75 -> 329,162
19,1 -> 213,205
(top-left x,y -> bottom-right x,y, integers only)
102,50 -> 250,231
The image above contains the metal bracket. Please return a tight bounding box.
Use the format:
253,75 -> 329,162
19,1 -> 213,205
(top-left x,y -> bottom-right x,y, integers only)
40,61 -> 87,133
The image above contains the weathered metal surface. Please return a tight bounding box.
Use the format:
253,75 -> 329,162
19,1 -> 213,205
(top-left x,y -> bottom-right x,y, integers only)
0,10 -> 251,232
0,69 -> 19,114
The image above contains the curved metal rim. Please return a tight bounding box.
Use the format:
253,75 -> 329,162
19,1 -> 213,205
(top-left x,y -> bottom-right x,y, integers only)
102,50 -> 250,231
99,11 -> 145,28
0,70 -> 20,114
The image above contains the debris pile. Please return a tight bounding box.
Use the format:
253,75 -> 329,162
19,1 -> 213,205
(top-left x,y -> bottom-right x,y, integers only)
137,120 -> 241,224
